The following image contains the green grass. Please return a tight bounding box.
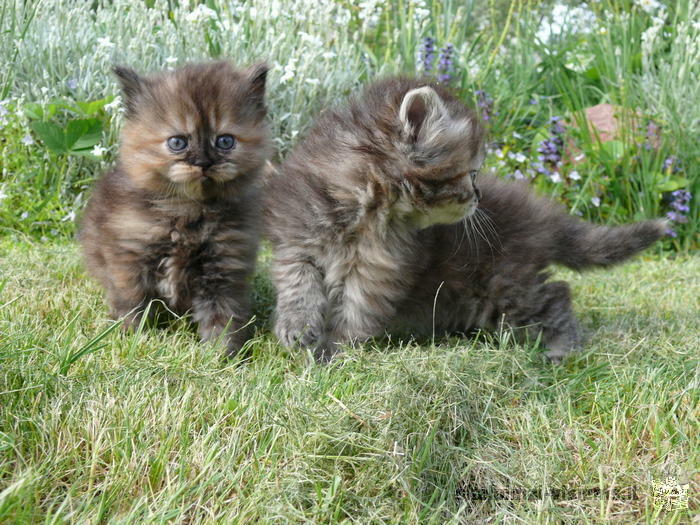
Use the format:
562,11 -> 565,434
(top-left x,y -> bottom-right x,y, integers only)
1,241 -> 697,523
1,0 -> 698,522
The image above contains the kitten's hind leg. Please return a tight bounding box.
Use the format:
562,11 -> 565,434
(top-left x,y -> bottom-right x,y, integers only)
272,257 -> 328,351
505,280 -> 581,363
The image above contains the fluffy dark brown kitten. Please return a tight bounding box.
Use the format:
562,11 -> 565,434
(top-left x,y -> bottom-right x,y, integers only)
80,61 -> 270,356
265,77 -> 665,362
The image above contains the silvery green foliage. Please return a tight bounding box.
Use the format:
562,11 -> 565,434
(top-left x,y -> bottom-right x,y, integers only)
639,5 -> 700,147
0,0 -> 385,155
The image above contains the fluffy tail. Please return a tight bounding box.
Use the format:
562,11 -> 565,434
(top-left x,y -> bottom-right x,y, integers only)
554,218 -> 666,270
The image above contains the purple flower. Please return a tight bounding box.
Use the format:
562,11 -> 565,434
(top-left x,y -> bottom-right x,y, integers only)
534,116 -> 566,181
671,189 -> 691,201
666,211 -> 688,223
66,78 -> 78,90
475,90 -> 494,122
644,120 -> 660,150
665,189 -> 692,236
418,37 -> 436,74
437,43 -> 455,84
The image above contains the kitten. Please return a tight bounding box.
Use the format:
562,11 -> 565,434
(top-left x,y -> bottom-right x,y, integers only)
80,61 -> 270,356
265,77 -> 665,362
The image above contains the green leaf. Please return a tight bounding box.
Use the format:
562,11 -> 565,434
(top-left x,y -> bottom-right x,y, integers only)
656,175 -> 689,193
23,102 -> 44,120
30,121 -> 67,153
74,96 -> 114,116
65,118 -> 102,151
601,140 -> 625,161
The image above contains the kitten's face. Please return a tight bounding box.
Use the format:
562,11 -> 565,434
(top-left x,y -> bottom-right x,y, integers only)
391,85 -> 486,229
115,61 -> 270,199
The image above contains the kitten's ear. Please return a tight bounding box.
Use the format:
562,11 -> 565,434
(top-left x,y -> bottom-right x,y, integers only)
244,62 -> 268,110
399,86 -> 449,143
112,66 -> 144,116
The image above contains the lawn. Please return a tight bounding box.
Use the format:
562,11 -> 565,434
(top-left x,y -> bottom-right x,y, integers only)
1,0 -> 698,523
0,242 -> 697,523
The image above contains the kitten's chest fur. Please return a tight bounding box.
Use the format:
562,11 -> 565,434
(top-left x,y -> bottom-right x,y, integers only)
317,213 -> 423,337
150,211 -> 211,310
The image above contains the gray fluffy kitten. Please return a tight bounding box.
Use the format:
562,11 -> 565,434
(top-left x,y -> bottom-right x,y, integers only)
265,77 -> 664,362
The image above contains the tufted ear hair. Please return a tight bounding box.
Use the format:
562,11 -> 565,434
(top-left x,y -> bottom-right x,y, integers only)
244,62 -> 268,113
399,86 -> 452,143
112,65 -> 144,117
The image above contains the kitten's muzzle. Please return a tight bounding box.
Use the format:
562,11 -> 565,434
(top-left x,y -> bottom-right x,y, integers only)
191,158 -> 214,170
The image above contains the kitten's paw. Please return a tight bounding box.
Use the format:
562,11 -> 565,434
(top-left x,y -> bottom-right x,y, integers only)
544,348 -> 569,364
274,317 -> 323,349
198,321 -> 225,343
313,341 -> 342,363
114,309 -> 143,332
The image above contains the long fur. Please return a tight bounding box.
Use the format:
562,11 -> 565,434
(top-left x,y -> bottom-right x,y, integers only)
80,61 -> 270,356
264,76 -> 664,362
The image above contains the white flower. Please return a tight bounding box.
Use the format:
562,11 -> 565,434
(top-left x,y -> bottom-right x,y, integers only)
304,78 -> 320,86
513,152 -> 527,163
62,210 -> 76,222
279,59 -> 297,85
91,144 -> 107,157
414,8 -> 430,21
568,170 -> 581,180
185,4 -> 217,23
299,32 -> 323,47
636,0 -> 662,14
358,0 -> 382,28
96,37 -> 115,48
0,186 -> 7,202
322,51 -> 337,59
495,148 -> 505,158
21,134 -> 34,146
574,153 -> 585,162
512,131 -> 523,139
591,196 -> 601,207
165,56 -> 178,65
550,172 -> 563,183
565,51 -> 594,72
104,96 -> 122,113
536,4 -> 598,44
411,0 -> 430,22
20,211 -> 29,219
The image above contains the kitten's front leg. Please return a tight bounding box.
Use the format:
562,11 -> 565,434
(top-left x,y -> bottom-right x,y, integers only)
104,253 -> 150,330
272,257 -> 328,352
192,289 -> 252,357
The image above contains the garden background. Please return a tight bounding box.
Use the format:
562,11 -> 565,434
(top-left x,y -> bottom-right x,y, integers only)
0,0 -> 697,522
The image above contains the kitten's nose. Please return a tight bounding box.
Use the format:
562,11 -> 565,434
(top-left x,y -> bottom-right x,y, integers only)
192,157 -> 214,170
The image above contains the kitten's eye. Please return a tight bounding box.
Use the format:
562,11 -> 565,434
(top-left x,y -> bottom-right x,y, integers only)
215,134 -> 236,151
167,136 -> 188,152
